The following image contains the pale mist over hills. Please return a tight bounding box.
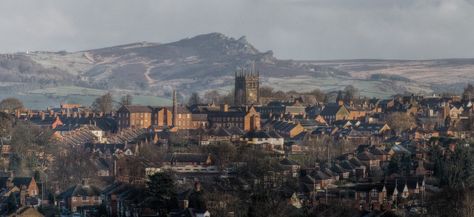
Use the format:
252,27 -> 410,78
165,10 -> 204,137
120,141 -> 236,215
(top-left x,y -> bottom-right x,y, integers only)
0,32 -> 473,109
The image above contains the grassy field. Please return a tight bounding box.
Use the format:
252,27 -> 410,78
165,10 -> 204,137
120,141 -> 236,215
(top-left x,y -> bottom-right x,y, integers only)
28,86 -> 106,96
0,86 -> 172,110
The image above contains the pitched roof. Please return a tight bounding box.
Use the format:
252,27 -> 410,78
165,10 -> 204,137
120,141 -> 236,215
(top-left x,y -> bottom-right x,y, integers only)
164,153 -> 210,163
0,177 -> 34,189
320,103 -> 342,116
121,105 -> 152,113
243,130 -> 282,139
357,151 -> 378,161
58,184 -> 101,198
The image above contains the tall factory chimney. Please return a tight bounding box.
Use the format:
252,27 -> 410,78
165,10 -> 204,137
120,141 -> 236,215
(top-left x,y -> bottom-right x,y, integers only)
172,90 -> 177,127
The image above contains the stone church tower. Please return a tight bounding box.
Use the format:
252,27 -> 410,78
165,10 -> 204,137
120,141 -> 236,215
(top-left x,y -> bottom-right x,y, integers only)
234,68 -> 259,106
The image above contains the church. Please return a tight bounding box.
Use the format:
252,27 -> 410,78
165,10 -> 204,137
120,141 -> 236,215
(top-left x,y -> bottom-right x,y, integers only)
234,68 -> 260,106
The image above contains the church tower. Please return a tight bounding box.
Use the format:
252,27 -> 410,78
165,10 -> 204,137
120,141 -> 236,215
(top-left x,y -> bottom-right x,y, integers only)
234,67 -> 259,106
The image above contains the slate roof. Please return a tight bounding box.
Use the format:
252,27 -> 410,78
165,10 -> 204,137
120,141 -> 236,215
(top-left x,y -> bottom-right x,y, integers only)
164,153 -> 210,163
208,127 -> 231,137
320,103 -> 342,116
357,151 -> 378,161
55,117 -> 118,132
58,184 -> 101,199
280,158 -> 299,166
243,130 -> 282,139
0,177 -> 34,189
356,123 -> 388,132
85,143 -> 126,154
120,105 -> 152,113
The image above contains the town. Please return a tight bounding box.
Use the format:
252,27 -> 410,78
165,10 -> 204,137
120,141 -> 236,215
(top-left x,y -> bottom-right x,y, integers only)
0,68 -> 473,217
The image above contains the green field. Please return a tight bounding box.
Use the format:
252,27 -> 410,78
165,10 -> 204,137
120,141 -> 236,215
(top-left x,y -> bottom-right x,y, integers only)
0,86 -> 172,110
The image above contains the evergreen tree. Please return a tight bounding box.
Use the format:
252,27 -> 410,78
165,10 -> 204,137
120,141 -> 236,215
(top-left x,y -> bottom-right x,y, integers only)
146,172 -> 178,215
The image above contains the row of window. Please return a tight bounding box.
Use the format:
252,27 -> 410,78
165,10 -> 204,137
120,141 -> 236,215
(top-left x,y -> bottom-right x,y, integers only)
72,196 -> 100,201
211,117 -> 244,122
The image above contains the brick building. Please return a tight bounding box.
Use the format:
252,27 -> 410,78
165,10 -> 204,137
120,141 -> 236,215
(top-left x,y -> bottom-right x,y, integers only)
117,105 -> 152,130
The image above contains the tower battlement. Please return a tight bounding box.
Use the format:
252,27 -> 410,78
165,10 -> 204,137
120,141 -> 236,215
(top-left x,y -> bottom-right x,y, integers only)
234,67 -> 260,106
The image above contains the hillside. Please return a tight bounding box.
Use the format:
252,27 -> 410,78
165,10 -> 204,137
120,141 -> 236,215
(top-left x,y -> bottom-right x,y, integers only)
0,33 -> 473,108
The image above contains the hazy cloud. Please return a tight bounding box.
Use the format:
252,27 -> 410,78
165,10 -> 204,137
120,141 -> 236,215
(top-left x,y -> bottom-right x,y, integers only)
0,0 -> 473,59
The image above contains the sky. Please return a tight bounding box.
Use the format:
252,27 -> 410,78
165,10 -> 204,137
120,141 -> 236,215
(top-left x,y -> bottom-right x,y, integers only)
1,0 -> 474,60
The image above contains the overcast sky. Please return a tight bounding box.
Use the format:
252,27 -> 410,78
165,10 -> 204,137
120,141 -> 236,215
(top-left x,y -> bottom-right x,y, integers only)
1,0 -> 474,60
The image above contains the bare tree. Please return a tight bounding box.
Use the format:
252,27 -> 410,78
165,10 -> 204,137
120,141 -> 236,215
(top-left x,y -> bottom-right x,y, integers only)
188,92 -> 201,105
204,90 -> 221,104
92,92 -> 114,113
0,112 -> 13,138
343,85 -> 359,102
259,86 -> 274,98
120,94 -> 133,106
201,142 -> 237,169
463,84 -> 474,101
48,147 -> 97,190
385,112 -> 416,135
307,88 -> 326,102
0,98 -> 23,112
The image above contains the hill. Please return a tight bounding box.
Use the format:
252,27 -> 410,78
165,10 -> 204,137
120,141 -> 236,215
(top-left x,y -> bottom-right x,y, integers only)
0,33 -> 473,108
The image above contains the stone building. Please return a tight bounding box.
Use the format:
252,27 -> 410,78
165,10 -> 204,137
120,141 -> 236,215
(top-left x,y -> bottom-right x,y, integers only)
234,68 -> 259,106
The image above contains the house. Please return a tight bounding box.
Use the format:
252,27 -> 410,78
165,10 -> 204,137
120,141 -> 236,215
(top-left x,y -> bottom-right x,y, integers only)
352,176 -> 425,211
114,155 -> 160,184
0,176 -> 39,197
241,130 -> 284,149
7,207 -> 44,217
101,182 -> 130,217
198,127 -> 232,145
117,105 -> 152,130
357,151 -> 380,171
206,105 -> 260,132
162,153 -> 218,173
57,181 -> 101,213
319,103 -> 350,124
352,183 -> 387,211
267,120 -> 305,138
279,158 -> 301,177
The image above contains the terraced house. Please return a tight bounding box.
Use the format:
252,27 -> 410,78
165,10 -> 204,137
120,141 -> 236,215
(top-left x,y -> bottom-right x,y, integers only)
117,105 -> 152,130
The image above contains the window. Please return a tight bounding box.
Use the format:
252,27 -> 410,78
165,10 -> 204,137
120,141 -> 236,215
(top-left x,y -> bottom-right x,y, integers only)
371,189 -> 378,198
83,196 -> 87,201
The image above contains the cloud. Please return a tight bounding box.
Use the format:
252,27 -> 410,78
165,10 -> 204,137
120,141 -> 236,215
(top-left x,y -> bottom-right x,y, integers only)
0,0 -> 473,59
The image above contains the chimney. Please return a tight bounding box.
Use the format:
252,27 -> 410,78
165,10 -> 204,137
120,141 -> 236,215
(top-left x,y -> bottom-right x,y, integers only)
172,90 -> 177,127
194,181 -> 201,192
220,104 -> 229,112
338,100 -> 344,106
81,178 -> 90,187
20,186 -> 27,206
